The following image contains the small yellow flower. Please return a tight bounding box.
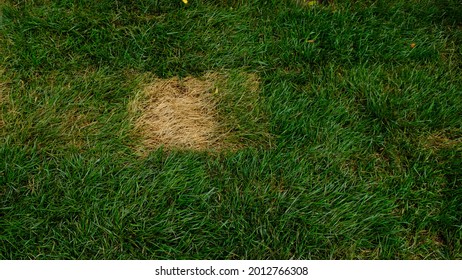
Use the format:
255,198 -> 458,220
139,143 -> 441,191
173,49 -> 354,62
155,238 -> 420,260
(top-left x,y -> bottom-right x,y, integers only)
182,0 -> 188,4
307,0 -> 317,6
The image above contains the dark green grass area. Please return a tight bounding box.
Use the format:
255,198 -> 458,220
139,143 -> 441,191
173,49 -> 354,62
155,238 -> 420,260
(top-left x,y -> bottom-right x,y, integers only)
1,0 -> 461,259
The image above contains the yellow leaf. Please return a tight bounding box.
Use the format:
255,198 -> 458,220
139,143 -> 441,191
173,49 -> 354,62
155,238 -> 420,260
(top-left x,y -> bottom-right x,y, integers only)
182,0 -> 188,4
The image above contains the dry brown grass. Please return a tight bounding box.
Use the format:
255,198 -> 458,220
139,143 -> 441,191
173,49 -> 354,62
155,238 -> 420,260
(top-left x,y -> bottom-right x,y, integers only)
130,75 -> 221,152
129,72 -> 266,154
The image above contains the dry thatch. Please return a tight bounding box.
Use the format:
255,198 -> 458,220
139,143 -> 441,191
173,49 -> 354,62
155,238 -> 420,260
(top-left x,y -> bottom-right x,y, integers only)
130,75 -> 221,152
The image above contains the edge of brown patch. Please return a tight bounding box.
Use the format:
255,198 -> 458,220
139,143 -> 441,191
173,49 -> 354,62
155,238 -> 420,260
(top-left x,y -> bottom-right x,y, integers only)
211,71 -> 272,150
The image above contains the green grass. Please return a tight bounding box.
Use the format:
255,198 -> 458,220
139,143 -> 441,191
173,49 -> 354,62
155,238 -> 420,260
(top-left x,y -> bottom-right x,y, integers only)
1,0 -> 461,259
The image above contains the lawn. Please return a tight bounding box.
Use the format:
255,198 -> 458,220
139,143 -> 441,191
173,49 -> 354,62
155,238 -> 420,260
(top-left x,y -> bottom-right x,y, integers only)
1,0 -> 461,259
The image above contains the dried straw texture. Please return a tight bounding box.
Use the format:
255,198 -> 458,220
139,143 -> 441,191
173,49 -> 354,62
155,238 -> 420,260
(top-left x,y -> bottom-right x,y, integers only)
131,76 -> 221,152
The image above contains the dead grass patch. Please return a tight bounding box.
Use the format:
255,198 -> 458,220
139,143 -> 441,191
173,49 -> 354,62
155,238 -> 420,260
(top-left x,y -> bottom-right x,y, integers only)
129,71 -> 269,154
131,76 -> 219,151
